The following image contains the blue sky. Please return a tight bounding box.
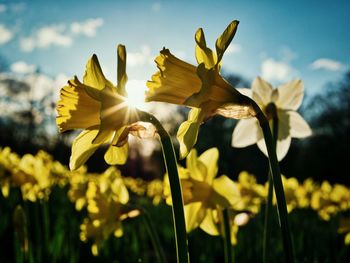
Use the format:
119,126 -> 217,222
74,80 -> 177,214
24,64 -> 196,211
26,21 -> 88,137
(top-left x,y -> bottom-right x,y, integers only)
1,0 -> 349,102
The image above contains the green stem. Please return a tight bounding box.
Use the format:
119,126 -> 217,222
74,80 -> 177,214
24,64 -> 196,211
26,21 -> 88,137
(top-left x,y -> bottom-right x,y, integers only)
263,115 -> 278,263
138,110 -> 189,263
141,209 -> 167,263
223,209 -> 233,263
33,202 -> 42,263
252,102 -> 294,263
41,200 -> 50,261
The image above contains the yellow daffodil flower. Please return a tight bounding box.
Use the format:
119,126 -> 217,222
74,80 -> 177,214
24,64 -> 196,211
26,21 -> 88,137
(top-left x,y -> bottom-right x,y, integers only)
338,217 -> 350,245
57,45 -> 150,170
0,147 -> 20,197
164,147 -> 240,235
235,171 -> 266,214
232,77 -> 312,161
12,151 -> 53,202
146,21 -> 256,159
77,166 -> 135,256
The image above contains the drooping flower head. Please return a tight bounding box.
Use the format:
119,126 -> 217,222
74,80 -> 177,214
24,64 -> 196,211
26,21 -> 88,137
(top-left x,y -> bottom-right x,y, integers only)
146,21 -> 256,159
232,77 -> 312,161
57,45 -> 152,170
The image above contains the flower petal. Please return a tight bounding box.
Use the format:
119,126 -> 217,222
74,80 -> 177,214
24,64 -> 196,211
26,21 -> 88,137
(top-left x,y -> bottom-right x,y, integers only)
288,111 -> 312,138
186,149 -> 207,181
83,54 -> 114,91
184,202 -> 205,233
200,209 -> 220,236
257,135 -> 291,161
104,128 -> 129,165
198,147 -> 219,183
232,118 -> 262,148
215,20 -> 239,63
195,28 -> 217,68
276,79 -> 304,110
252,77 -> 273,106
212,175 -> 240,207
70,128 -> 112,170
117,44 -> 128,97
278,110 -> 291,141
177,108 -> 202,159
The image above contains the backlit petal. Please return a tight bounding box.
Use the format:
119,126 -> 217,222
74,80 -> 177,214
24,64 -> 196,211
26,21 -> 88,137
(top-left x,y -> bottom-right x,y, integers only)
276,79 -> 304,110
177,108 -> 202,159
104,144 -> 129,165
70,128 -> 112,170
257,135 -> 292,161
212,175 -> 240,207
288,111 -> 312,138
252,77 -> 273,106
232,118 -> 262,147
200,209 -> 220,236
117,44 -> 128,96
186,149 -> 207,181
104,127 -> 129,165
198,148 -> 219,184
215,20 -> 239,63
184,202 -> 205,233
83,54 -> 114,90
195,28 -> 217,68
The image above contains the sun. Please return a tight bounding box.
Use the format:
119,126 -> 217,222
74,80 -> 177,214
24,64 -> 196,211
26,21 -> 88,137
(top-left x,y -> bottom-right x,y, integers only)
124,79 -> 149,111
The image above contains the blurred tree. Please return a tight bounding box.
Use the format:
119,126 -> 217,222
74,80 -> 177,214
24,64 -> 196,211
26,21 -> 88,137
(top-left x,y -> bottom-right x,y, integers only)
285,71 -> 350,184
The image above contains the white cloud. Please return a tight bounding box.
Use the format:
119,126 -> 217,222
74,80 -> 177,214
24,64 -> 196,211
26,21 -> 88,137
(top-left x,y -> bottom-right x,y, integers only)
261,58 -> 296,82
20,24 -> 72,52
152,2 -> 161,12
0,4 -> 6,13
0,24 -> 13,44
71,18 -> 104,37
20,18 -> 104,52
10,61 -> 37,74
128,45 -> 153,67
310,58 -> 344,71
226,43 -> 241,54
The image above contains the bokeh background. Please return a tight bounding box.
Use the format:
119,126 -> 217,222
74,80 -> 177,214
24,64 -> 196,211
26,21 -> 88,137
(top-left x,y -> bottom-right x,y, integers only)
1,0 -> 350,262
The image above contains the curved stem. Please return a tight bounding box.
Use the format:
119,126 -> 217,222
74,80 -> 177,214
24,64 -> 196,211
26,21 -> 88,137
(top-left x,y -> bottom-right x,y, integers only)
138,110 -> 189,263
223,209 -> 233,263
251,102 -> 295,263
263,115 -> 278,263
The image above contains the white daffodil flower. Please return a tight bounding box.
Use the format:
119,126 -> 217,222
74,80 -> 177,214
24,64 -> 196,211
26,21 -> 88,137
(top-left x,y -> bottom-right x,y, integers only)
232,77 -> 312,161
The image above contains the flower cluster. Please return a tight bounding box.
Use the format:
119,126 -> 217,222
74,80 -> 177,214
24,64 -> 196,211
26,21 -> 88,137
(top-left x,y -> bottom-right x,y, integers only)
0,147 -> 69,201
1,146 -> 350,248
